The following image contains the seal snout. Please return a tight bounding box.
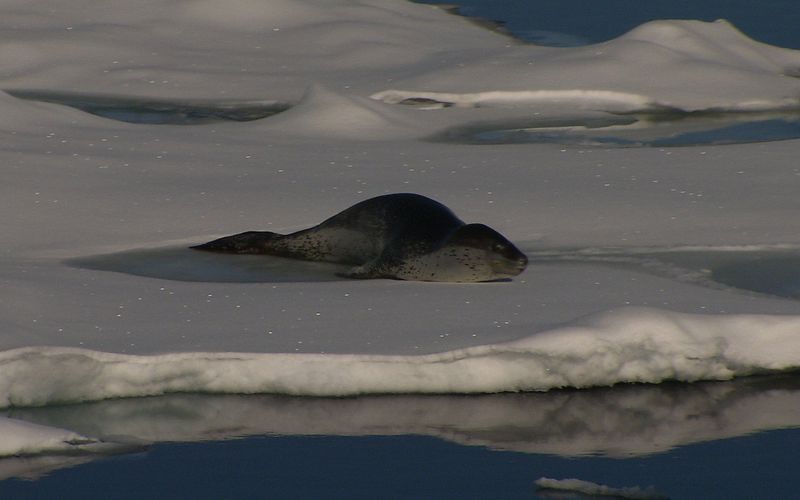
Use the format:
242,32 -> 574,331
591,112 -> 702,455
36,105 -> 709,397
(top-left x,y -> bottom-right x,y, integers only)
491,250 -> 528,277
511,254 -> 529,274
505,246 -> 528,269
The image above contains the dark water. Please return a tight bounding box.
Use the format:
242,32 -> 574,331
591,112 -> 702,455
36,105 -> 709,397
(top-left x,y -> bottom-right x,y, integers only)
2,430 -> 799,499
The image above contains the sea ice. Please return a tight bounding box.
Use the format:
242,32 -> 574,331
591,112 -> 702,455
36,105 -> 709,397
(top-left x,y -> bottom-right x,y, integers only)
1,0 -> 800,458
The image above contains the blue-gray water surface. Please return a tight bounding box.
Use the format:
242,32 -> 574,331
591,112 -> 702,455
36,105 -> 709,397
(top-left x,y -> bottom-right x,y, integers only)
2,427 -> 800,499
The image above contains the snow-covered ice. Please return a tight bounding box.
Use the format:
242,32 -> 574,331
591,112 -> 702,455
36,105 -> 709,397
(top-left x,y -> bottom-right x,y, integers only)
3,0 -> 800,457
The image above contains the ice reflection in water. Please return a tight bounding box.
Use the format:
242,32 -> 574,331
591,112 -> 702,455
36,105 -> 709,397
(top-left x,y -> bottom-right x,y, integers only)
4,373 -> 800,480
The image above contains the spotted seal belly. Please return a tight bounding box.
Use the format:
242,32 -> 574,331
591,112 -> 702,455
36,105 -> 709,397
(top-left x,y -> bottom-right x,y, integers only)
191,193 -> 528,282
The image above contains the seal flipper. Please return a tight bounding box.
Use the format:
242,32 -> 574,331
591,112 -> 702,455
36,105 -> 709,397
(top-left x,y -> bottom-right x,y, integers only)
337,252 -> 406,280
191,231 -> 281,254
338,263 -> 380,280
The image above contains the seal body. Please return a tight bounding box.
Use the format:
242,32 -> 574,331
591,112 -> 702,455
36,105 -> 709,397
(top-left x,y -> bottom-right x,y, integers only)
192,193 -> 528,282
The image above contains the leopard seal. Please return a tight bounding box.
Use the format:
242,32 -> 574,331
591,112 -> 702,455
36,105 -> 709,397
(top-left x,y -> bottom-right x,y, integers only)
191,193 -> 528,282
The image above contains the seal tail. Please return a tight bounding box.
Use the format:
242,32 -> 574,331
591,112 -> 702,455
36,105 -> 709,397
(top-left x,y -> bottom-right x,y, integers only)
190,231 -> 281,254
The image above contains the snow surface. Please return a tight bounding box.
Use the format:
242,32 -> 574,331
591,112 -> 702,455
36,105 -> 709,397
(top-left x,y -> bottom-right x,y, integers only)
3,0 -> 800,456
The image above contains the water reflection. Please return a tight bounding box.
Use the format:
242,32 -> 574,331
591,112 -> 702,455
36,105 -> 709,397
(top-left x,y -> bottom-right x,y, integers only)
4,374 -> 800,479
6,90 -> 291,125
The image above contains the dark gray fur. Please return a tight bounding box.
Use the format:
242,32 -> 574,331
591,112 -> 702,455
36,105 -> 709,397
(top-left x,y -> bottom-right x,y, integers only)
191,193 -> 528,282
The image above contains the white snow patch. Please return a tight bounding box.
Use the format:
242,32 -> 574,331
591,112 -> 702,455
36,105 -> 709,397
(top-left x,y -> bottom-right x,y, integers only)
1,308 -> 799,408
536,477 -> 666,499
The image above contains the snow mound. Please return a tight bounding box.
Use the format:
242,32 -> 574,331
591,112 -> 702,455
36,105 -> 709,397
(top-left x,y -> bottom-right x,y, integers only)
373,19 -> 800,113
620,19 -> 798,72
262,85 -> 425,140
2,307 -> 799,408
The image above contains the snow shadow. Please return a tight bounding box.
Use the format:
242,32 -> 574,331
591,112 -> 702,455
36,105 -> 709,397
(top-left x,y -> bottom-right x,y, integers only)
6,90 -> 292,125
435,111 -> 800,147
67,246 -> 351,283
526,246 -> 800,299
69,244 -> 800,293
712,255 -> 800,298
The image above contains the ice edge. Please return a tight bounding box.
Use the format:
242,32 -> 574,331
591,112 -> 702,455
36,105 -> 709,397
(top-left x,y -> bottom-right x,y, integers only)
2,307 -> 799,408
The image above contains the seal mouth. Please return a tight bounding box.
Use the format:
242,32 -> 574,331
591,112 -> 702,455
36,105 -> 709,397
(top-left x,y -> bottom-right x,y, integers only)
491,255 -> 529,277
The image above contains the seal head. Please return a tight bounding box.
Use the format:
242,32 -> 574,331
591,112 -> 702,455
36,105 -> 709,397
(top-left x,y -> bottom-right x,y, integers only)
350,223 -> 527,282
448,223 -> 529,279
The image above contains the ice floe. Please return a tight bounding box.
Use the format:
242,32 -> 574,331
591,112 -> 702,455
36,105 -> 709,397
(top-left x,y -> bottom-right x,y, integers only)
2,307 -> 800,408
2,0 -> 800,458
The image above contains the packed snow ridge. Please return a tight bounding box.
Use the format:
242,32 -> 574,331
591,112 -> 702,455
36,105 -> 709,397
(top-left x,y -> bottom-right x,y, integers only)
372,19 -> 800,114
2,308 -> 800,408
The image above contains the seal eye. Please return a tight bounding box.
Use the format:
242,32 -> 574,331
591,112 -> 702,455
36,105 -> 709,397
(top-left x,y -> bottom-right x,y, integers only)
492,243 -> 506,253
